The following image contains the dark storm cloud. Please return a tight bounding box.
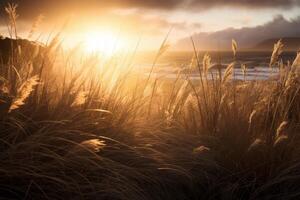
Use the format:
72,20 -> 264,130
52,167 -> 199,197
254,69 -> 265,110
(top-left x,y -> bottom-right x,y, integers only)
0,0 -> 181,19
0,0 -> 299,19
189,0 -> 300,9
175,15 -> 300,50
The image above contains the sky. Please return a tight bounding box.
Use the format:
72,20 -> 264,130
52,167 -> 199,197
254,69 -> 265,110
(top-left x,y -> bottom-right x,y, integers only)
0,0 -> 300,51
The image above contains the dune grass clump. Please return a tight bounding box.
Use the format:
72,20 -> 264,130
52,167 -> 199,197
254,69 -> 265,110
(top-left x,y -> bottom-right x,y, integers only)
0,3 -> 300,200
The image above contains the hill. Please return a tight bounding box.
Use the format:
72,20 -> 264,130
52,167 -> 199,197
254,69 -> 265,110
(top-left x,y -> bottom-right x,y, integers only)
253,37 -> 300,51
0,37 -> 45,63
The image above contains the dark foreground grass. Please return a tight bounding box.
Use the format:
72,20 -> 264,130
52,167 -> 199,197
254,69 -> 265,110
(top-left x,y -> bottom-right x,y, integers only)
1,4 -> 300,199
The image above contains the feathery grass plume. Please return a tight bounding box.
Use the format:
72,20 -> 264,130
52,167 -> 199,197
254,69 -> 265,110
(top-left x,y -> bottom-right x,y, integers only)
284,52 -> 300,90
270,39 -> 284,67
71,90 -> 87,107
164,110 -> 173,127
193,146 -> 210,154
284,73 -> 294,89
248,110 -> 257,124
276,121 -> 288,138
222,62 -> 234,83
247,138 -> 264,152
28,14 -> 44,39
232,39 -> 238,58
48,33 -> 61,53
68,139 -> 106,156
284,58 -> 298,90
47,17 -> 71,53
185,93 -> 195,105
241,64 -> 247,77
79,139 -> 106,152
5,3 -> 19,38
220,93 -> 227,107
9,75 -> 39,112
291,51 -> 300,72
203,53 -> 211,75
285,51 -> 300,87
5,3 -> 18,22
189,53 -> 197,69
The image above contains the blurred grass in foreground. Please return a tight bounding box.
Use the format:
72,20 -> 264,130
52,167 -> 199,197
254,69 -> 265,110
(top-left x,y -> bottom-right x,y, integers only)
0,3 -> 300,200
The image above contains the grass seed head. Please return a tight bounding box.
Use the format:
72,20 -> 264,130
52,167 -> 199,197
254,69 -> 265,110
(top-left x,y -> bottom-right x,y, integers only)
248,110 -> 257,125
248,138 -> 264,152
71,90 -> 87,107
276,121 -> 288,138
232,39 -> 238,58
80,139 -> 106,152
9,75 -> 39,112
203,53 -> 211,75
222,62 -> 234,83
28,14 -> 44,39
193,146 -> 210,154
241,64 -> 247,77
270,39 -> 284,67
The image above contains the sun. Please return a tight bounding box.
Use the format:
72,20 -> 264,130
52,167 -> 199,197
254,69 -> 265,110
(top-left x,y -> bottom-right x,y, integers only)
84,31 -> 122,56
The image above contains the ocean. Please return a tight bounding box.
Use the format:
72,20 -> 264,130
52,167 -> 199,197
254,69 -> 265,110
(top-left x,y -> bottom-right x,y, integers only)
134,51 -> 298,81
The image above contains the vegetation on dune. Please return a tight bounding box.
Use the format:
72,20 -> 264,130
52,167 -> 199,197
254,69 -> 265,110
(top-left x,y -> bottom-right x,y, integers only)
0,3 -> 300,200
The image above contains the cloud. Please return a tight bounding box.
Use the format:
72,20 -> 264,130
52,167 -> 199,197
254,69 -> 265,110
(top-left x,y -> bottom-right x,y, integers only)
188,0 -> 300,9
0,0 -> 181,20
175,15 -> 300,50
0,0 -> 297,47
0,0 -> 299,20
104,13 -> 195,36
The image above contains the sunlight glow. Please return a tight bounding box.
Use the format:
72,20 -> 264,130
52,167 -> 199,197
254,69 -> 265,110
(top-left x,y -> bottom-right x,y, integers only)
84,31 -> 122,56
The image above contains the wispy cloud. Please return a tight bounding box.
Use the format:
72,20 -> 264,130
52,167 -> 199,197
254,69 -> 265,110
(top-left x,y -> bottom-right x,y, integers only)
1,0 -> 299,20
175,15 -> 300,50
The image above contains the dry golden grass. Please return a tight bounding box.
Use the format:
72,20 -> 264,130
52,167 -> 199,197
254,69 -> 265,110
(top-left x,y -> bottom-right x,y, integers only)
0,4 -> 299,200
9,75 -> 39,112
